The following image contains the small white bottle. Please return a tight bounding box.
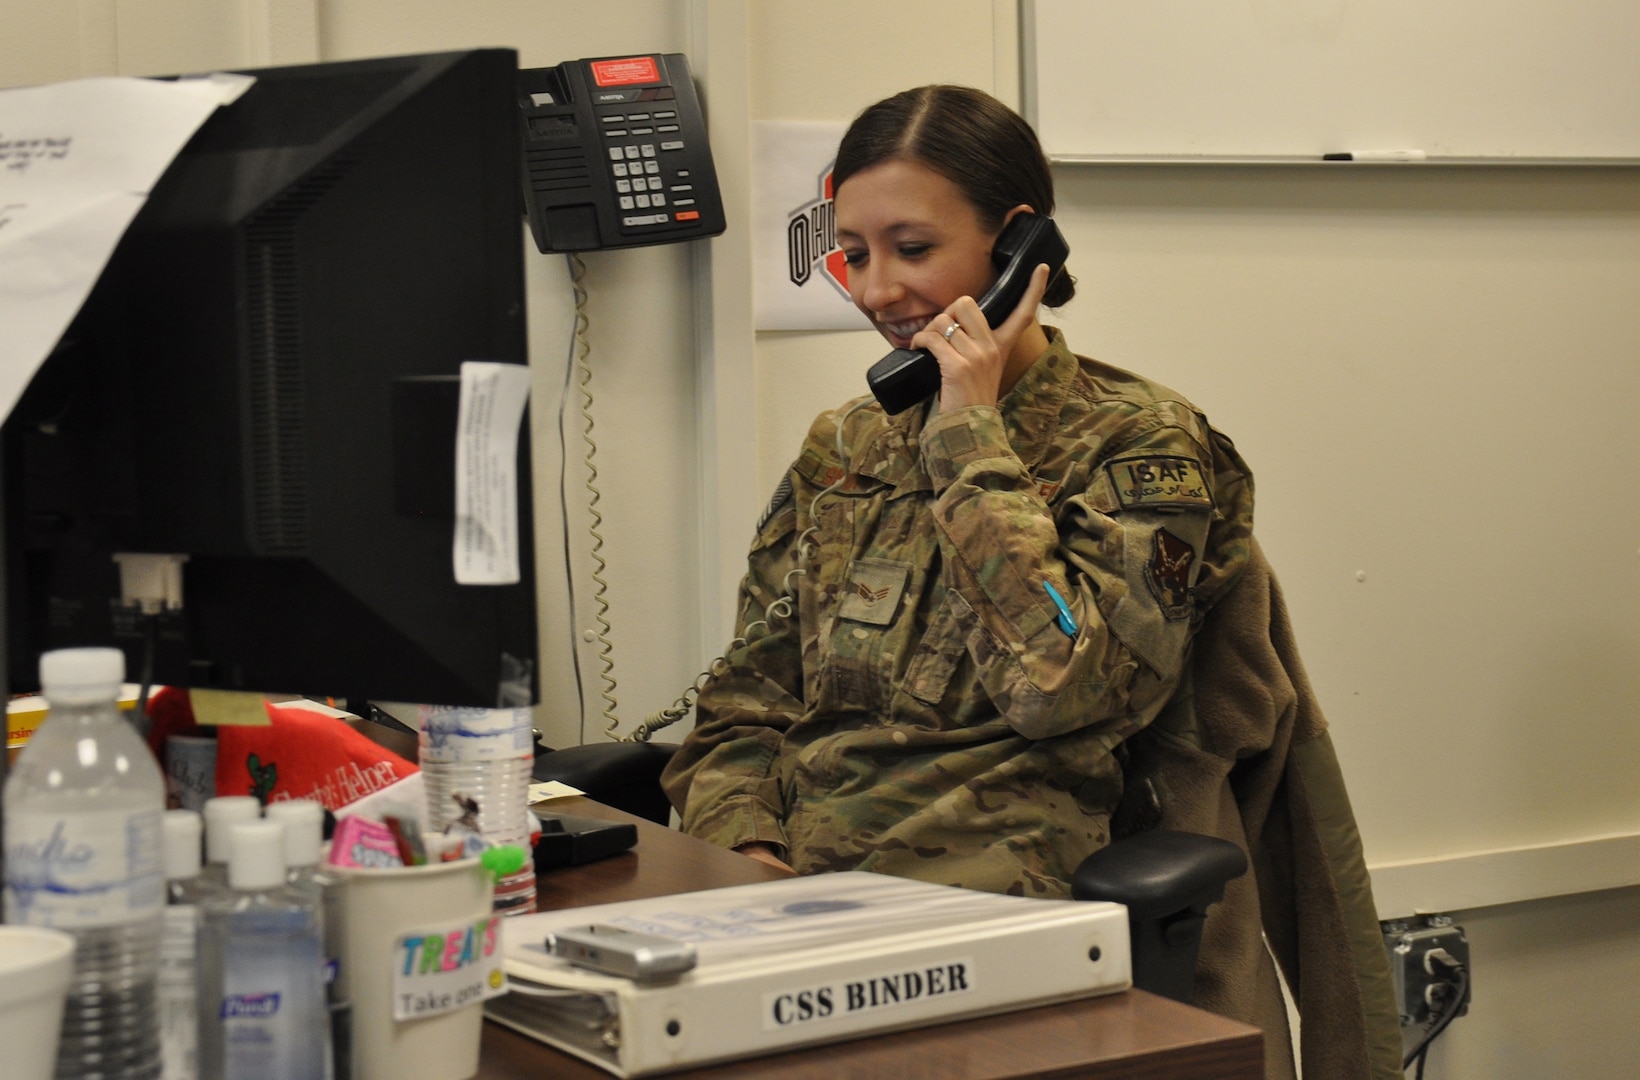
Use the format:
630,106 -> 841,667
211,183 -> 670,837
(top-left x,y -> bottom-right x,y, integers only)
197,819 -> 328,1080
160,809 -> 206,1080
263,800 -> 324,903
3,646 -> 165,1080
200,795 -> 261,891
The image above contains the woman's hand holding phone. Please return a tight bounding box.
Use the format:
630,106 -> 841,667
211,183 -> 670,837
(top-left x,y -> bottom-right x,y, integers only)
913,262 -> 1052,414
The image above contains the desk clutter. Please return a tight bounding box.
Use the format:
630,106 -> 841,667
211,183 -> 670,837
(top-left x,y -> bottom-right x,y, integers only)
0,649 -> 571,1080
4,656 -> 1142,1080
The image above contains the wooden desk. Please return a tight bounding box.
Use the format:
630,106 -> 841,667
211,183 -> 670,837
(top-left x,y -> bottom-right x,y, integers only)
479,798 -> 1262,1080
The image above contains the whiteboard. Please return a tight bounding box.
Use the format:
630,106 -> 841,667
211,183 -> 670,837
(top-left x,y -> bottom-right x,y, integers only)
1024,0 -> 1640,162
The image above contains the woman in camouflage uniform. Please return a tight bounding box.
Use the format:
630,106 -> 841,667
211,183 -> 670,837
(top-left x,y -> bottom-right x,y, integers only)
661,86 -> 1254,898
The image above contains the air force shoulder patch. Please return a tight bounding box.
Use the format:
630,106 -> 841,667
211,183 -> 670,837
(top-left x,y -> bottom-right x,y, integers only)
1144,528 -> 1197,621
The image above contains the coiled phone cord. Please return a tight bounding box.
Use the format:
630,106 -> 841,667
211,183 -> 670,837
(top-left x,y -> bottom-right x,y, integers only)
563,254 -> 620,741
625,399 -> 872,742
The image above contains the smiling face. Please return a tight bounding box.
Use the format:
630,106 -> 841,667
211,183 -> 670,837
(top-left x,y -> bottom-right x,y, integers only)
833,158 -> 1002,350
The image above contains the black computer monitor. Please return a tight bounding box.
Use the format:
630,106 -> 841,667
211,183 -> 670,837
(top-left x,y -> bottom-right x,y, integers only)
1,49 -> 538,708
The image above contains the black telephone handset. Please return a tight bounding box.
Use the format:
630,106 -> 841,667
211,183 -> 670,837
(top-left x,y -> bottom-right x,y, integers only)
865,213 -> 1070,415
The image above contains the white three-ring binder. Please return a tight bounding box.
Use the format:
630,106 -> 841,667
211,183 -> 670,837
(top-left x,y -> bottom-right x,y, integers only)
486,872 -> 1130,1077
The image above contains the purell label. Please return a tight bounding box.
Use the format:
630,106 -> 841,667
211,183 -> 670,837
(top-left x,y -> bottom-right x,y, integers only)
3,808 -> 163,927
221,993 -> 282,1019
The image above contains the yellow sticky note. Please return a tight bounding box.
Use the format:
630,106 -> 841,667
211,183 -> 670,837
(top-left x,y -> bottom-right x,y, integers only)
528,780 -> 583,804
189,688 -> 272,727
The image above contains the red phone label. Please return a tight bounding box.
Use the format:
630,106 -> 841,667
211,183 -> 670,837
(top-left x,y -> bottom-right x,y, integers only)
675,210 -> 701,222
590,57 -> 660,87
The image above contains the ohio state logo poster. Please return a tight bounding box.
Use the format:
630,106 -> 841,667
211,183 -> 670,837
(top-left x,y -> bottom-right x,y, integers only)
753,120 -> 871,331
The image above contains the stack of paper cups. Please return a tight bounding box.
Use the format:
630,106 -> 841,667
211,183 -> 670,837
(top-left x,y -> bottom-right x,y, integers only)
417,706 -> 536,914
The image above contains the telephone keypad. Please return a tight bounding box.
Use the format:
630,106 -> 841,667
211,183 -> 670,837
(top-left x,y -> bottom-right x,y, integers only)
594,94 -> 706,231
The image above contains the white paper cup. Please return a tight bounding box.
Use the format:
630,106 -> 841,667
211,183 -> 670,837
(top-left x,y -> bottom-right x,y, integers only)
329,858 -> 499,1080
165,734 -> 217,810
0,925 -> 77,1080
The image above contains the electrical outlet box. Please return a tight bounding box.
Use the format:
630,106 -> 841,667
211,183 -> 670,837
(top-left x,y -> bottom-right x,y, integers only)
1383,917 -> 1471,1026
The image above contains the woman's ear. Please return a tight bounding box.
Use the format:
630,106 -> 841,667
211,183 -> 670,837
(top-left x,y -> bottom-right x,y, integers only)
1000,203 -> 1037,229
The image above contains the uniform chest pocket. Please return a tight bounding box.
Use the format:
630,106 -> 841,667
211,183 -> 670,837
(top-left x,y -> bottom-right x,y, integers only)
899,590 -> 967,706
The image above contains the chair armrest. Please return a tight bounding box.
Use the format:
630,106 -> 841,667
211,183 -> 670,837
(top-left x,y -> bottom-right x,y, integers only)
1072,830 -> 1247,914
1071,830 -> 1247,1003
531,741 -> 679,824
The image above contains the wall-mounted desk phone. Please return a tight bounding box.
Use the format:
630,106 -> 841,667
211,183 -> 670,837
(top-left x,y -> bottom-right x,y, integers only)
518,53 -> 725,252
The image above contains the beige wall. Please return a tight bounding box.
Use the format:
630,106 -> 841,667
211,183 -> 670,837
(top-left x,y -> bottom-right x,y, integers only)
4,2 -> 1638,1076
1043,164 -> 1640,866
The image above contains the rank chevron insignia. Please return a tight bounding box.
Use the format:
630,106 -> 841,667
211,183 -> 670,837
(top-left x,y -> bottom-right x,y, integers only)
855,582 -> 892,603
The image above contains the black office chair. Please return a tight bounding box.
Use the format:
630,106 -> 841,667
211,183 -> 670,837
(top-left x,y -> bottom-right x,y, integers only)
532,740 -> 678,825
532,740 -> 1246,1005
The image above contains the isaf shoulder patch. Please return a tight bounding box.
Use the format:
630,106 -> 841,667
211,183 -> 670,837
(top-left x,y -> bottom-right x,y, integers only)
1107,455 -> 1213,511
1144,528 -> 1196,621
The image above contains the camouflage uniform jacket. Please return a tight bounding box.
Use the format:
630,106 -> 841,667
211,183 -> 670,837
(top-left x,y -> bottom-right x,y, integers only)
661,328 -> 1255,897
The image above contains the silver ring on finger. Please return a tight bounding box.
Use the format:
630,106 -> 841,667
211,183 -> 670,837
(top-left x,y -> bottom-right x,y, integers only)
943,319 -> 961,341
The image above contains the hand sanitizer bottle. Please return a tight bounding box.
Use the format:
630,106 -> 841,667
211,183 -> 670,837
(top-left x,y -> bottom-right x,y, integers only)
161,809 -> 207,1080
264,799 -> 342,1080
197,819 -> 327,1080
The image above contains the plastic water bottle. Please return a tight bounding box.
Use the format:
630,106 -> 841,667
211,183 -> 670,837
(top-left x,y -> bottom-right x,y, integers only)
3,647 -> 166,1080
417,705 -> 535,914
197,820 -> 327,1080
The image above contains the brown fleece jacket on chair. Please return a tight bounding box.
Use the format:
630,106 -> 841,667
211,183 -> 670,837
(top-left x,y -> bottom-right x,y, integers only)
1118,538 -> 1403,1080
